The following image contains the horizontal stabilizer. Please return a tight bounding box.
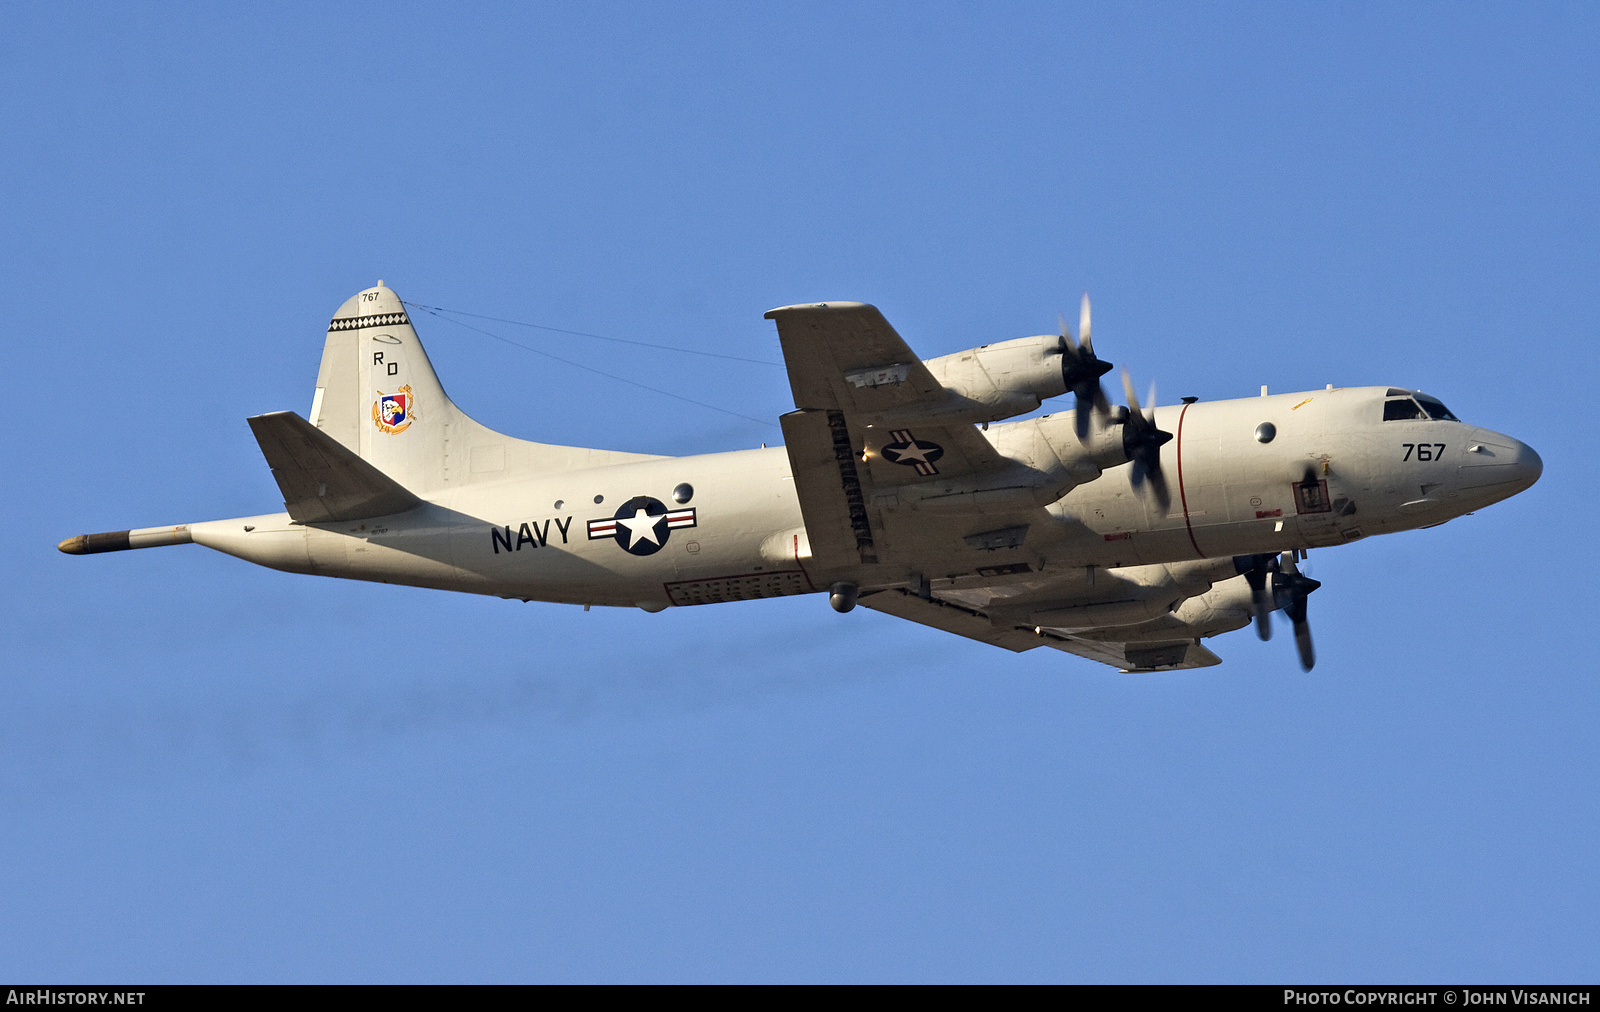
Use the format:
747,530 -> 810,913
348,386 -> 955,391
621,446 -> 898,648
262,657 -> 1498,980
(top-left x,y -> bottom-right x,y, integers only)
247,411 -> 422,523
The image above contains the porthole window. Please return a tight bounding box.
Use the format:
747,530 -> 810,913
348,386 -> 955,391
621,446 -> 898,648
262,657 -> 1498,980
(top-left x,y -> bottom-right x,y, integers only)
672,483 -> 694,504
1255,422 -> 1276,443
554,500 -> 564,510
593,494 -> 604,504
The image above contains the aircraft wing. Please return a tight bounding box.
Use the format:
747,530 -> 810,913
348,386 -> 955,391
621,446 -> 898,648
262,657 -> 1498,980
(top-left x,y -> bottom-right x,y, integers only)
768,302 -> 1050,571
767,301 -> 1004,463
767,302 -> 940,412
1047,634 -> 1223,672
767,301 -> 1213,672
247,411 -> 422,523
861,588 -> 1223,672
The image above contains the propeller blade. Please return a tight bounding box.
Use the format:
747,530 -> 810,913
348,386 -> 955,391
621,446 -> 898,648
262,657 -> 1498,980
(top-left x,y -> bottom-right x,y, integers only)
1061,295 -> 1112,439
1293,620 -> 1316,672
1079,293 -> 1093,356
1273,552 -> 1322,672
1146,461 -> 1171,511
1091,380 -> 1110,413
1118,368 -> 1173,510
1238,556 -> 1274,641
1058,313 -> 1078,352
1122,372 -> 1144,493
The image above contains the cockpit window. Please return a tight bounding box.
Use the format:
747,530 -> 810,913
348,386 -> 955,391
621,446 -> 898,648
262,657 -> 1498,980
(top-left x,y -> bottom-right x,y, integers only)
1414,394 -> 1459,421
1383,398 -> 1423,421
1386,388 -> 1412,397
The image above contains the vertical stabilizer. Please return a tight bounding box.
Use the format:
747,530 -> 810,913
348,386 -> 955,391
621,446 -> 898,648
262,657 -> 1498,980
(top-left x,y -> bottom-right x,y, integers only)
310,282 -> 662,492
312,282 -> 457,491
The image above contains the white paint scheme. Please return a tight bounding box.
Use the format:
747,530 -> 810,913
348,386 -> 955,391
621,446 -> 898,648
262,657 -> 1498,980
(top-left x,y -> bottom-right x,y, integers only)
61,283 -> 1542,672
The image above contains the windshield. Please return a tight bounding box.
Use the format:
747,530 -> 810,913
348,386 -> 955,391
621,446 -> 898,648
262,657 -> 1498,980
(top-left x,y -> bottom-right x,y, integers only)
1383,398 -> 1423,421
1414,394 -> 1459,421
1383,394 -> 1459,422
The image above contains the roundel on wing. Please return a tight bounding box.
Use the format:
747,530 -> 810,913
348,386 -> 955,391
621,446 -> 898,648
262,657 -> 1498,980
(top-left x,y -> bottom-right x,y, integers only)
881,437 -> 944,466
612,495 -> 671,556
880,429 -> 944,475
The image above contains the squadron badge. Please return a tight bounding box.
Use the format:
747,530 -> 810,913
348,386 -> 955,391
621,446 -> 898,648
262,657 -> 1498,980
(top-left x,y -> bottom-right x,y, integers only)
588,496 -> 696,556
373,385 -> 414,434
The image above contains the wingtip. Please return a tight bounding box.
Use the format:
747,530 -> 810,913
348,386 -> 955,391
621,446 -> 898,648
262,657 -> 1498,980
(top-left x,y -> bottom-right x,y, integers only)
765,301 -> 875,319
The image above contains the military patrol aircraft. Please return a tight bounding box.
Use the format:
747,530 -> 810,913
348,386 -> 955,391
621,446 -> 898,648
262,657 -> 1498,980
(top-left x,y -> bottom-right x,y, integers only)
59,282 -> 1542,672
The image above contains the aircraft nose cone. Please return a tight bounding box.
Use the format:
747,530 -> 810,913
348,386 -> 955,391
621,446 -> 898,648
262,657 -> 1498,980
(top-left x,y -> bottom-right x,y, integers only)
1460,430 -> 1542,495
1513,439 -> 1543,489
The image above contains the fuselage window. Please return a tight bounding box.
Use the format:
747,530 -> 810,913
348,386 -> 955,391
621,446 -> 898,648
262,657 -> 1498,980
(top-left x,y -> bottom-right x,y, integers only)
1383,398 -> 1424,421
1414,394 -> 1459,421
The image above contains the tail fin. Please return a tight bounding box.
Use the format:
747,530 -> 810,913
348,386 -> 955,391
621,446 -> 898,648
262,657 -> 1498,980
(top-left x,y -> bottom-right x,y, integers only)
310,282 -> 660,491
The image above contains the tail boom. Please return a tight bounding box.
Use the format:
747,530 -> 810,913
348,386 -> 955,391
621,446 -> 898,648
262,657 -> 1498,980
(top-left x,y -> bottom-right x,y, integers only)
58,525 -> 193,555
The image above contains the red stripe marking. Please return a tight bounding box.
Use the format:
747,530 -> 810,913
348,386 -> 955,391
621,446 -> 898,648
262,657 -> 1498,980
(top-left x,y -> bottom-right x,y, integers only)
1175,401 -> 1204,559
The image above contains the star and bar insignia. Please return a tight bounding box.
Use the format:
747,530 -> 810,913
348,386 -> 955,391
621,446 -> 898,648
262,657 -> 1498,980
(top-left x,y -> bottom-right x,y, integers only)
879,429 -> 945,476
587,496 -> 696,556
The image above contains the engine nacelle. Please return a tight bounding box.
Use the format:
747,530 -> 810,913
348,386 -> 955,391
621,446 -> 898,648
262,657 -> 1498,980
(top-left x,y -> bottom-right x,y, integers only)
1069,576 -> 1257,644
974,409 -> 1140,504
993,558 -> 1244,633
918,335 -> 1067,424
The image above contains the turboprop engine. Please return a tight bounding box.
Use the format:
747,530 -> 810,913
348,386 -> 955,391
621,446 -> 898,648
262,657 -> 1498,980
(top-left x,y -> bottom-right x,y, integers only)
990,558 -> 1246,633
900,294 -> 1115,428
896,365 -> 1173,519
922,335 -> 1074,423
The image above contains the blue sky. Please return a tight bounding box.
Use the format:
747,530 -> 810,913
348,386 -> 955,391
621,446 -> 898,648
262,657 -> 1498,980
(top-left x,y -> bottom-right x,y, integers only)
2,1 -> 1596,982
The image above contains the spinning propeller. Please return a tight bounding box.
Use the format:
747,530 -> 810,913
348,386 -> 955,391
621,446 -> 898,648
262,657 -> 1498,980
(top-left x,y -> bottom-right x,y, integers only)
1053,294 -> 1172,510
1240,556 -> 1275,641
1236,552 -> 1322,671
1059,293 -> 1114,438
1120,368 -> 1172,510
